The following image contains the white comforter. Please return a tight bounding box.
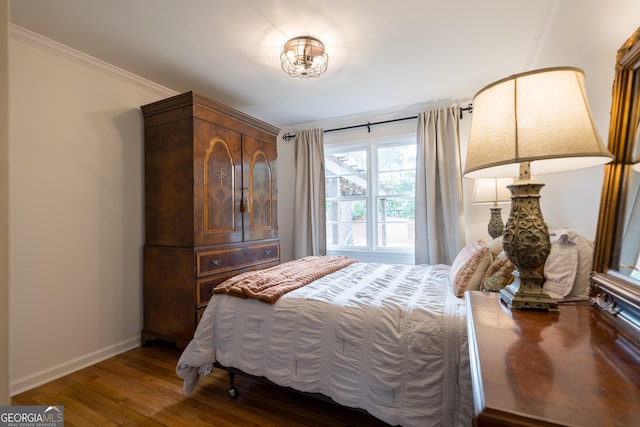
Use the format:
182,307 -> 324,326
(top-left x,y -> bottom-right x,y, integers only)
176,262 -> 473,427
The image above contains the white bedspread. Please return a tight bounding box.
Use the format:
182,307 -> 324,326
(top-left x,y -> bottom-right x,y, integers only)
176,262 -> 473,427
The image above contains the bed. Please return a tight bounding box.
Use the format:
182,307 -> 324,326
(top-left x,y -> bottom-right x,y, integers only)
176,252 -> 485,427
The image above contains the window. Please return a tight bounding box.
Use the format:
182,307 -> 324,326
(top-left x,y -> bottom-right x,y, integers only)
325,139 -> 416,253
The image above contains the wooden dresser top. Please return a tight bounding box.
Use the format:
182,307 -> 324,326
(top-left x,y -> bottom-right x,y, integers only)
465,290 -> 640,427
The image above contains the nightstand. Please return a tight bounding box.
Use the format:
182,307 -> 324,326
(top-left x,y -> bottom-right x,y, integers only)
465,290 -> 640,426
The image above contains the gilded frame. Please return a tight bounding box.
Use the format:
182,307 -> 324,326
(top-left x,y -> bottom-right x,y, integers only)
591,28 -> 640,340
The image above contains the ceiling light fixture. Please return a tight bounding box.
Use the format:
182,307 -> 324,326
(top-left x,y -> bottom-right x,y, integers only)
280,36 -> 328,78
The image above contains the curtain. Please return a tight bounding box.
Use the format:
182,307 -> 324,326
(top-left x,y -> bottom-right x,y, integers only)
293,128 -> 327,258
415,107 -> 466,265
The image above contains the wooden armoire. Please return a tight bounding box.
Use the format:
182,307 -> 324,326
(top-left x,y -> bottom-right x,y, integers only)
141,91 -> 280,347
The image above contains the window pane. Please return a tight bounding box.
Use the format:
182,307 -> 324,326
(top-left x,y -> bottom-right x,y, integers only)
325,147 -> 369,248
378,145 -> 416,171
378,170 -> 416,196
377,197 -> 415,248
377,144 -> 416,196
326,200 -> 367,247
336,150 -> 368,172
325,175 -> 339,198
325,150 -> 368,197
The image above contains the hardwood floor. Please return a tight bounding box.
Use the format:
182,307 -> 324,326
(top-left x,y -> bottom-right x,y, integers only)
12,343 -> 391,426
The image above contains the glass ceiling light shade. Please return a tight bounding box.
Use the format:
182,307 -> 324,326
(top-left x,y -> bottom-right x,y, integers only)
464,67 -> 614,311
280,36 -> 328,78
465,67 -> 614,179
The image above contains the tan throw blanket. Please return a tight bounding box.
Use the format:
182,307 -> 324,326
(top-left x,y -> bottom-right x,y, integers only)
212,255 -> 358,304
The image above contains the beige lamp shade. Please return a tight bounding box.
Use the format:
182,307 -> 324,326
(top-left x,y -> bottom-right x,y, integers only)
464,67 -> 614,178
633,162 -> 640,173
472,178 -> 513,204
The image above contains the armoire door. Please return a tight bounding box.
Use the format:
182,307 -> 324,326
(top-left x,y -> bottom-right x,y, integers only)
194,119 -> 243,245
243,135 -> 277,241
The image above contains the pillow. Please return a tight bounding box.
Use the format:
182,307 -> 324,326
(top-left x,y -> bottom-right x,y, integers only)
481,251 -> 515,292
543,230 -> 579,299
450,240 -> 492,298
488,237 -> 504,258
564,229 -> 594,300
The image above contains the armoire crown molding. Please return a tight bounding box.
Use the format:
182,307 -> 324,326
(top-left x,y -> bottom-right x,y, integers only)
9,23 -> 177,98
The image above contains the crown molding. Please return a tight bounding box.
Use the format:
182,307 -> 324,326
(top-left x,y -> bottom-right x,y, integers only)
9,23 -> 177,98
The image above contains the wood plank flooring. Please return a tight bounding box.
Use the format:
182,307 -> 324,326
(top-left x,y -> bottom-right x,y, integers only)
12,343 -> 392,426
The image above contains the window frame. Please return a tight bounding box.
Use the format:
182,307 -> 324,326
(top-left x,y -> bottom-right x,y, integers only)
324,132 -> 416,262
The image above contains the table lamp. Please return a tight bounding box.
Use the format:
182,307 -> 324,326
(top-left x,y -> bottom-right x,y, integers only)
472,178 -> 512,238
464,67 -> 614,311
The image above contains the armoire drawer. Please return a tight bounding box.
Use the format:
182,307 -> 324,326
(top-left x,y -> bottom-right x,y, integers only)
196,260 -> 280,307
196,241 -> 279,277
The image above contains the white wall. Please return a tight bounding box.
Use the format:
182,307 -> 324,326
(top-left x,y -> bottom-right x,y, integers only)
528,1 -> 640,240
1,1 -> 9,406
8,26 -> 176,394
277,130 -> 295,262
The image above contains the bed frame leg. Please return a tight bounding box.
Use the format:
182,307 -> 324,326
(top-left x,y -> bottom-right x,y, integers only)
228,371 -> 238,399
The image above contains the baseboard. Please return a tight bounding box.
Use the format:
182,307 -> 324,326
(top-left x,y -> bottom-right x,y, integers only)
10,335 -> 141,396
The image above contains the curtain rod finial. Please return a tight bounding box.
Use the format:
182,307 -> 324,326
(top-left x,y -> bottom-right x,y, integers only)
282,132 -> 296,142
459,103 -> 473,119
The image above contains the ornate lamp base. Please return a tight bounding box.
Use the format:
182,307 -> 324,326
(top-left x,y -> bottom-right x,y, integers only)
500,162 -> 558,312
500,270 -> 559,311
487,207 -> 504,238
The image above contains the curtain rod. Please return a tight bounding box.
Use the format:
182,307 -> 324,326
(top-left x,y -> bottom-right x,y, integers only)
281,103 -> 472,142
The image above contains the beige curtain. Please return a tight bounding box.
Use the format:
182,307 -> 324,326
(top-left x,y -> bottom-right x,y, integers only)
293,128 -> 327,258
415,107 -> 466,265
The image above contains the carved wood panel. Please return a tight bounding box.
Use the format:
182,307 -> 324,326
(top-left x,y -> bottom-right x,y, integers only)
243,135 -> 277,241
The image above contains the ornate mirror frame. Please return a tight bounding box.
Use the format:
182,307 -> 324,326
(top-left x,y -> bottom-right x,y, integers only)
591,28 -> 640,340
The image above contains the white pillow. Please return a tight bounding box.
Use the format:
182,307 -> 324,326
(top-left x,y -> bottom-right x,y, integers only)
564,229 -> 594,300
543,231 -> 578,299
542,229 -> 594,300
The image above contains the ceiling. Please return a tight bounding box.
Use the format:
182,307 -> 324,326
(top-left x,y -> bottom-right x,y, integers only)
8,0 -> 640,128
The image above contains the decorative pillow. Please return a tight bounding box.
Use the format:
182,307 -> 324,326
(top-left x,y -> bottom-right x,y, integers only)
481,251 -> 515,292
488,236 -> 504,257
543,230 -> 578,299
564,229 -> 594,300
450,240 -> 492,298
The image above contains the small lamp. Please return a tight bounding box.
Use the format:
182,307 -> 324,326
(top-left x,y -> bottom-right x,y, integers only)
472,178 -> 512,238
464,67 -> 614,311
632,162 -> 640,173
